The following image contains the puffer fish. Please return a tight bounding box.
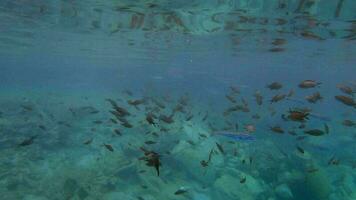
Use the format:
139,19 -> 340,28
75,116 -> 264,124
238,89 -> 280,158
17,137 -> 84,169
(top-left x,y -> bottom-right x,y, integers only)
213,131 -> 256,141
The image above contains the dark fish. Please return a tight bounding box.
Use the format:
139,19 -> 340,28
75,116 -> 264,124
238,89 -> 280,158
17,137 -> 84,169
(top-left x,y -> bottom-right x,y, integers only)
230,86 -> 240,94
225,94 -> 237,103
342,119 -> 355,127
288,130 -> 297,135
272,38 -> 286,46
185,114 -> 194,121
18,135 -> 37,146
337,84 -> 354,96
270,126 -> 284,134
127,99 -> 145,106
146,113 -> 156,125
267,82 -> 283,90
140,148 -> 161,176
21,105 -> 33,111
114,129 -> 122,136
304,129 -> 325,136
252,114 -> 260,119
38,125 -> 46,131
152,98 -> 166,109
241,97 -> 248,107
335,95 -> 356,107
269,47 -> 285,52
287,109 -> 309,122
145,141 -> 156,145
215,142 -> 225,154
287,89 -> 295,97
240,177 -> 246,184
305,92 -> 323,103
104,144 -> 114,152
174,188 -> 188,195
328,156 -> 340,165
296,145 -> 304,154
299,80 -> 321,88
324,123 -> 329,134
296,136 -> 307,141
254,90 -> 263,105
83,138 -> 93,145
270,94 -> 286,103
121,121 -> 133,128
178,95 -> 189,106
307,168 -> 319,173
93,120 -> 103,124
110,118 -> 118,124
123,90 -> 133,96
159,114 -> 174,124
202,112 -> 208,121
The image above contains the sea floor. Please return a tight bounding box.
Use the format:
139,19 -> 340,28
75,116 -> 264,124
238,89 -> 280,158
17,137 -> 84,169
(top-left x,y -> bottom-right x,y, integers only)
0,88 -> 355,200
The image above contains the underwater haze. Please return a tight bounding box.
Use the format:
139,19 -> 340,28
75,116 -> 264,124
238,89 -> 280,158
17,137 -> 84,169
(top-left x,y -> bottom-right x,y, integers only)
0,0 -> 355,200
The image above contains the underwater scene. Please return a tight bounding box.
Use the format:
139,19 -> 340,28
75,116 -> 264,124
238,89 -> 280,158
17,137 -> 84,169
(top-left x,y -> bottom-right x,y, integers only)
0,0 -> 356,200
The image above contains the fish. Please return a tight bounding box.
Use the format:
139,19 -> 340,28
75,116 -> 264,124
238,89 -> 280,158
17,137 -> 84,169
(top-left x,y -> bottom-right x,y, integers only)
230,86 -> 240,94
121,121 -> 133,128
202,112 -> 209,121
159,114 -> 174,124
287,89 -> 295,97
341,119 -> 355,127
335,95 -> 356,107
267,82 -> 283,90
270,94 -> 286,103
83,138 -> 93,145
110,118 -> 118,124
245,124 -> 256,133
93,120 -> 103,124
38,125 -> 46,131
307,168 -> 319,173
337,84 -> 354,96
127,99 -> 145,106
270,126 -> 284,134
254,90 -> 263,105
213,131 -> 256,141
146,113 -> 156,126
240,177 -> 246,184
322,124 -> 329,135
328,156 -> 340,165
299,80 -> 321,88
18,135 -> 37,147
287,109 -> 309,122
114,129 -> 122,136
103,144 -> 114,152
296,145 -> 305,154
140,148 -> 161,176
123,90 -> 133,96
185,114 -> 194,121
174,187 -> 188,195
145,141 -> 156,145
305,92 -> 323,103
226,94 -> 237,103
201,148 -> 215,167
215,142 -> 225,154
304,129 -> 326,136
272,38 -> 287,46
308,113 -> 332,122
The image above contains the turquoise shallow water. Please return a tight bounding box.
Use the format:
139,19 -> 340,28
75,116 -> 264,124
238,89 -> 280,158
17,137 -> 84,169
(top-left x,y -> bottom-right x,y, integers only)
0,1 -> 356,200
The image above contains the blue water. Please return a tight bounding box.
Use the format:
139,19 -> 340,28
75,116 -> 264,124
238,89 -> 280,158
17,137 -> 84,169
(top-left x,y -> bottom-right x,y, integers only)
0,1 -> 355,200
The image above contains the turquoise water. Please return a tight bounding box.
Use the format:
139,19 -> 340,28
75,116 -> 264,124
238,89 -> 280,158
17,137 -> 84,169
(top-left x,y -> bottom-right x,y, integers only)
0,1 -> 355,200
